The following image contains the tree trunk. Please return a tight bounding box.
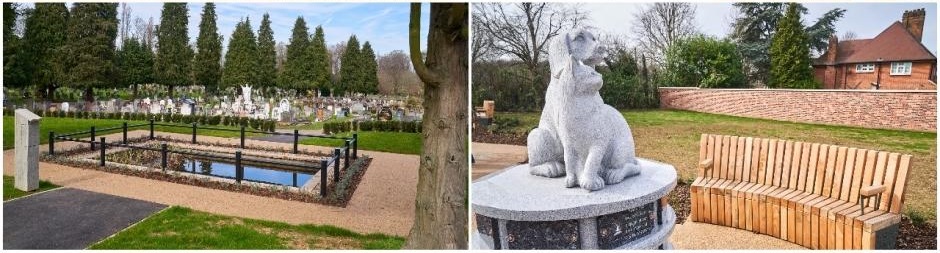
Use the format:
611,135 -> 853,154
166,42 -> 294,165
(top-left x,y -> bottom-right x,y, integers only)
133,83 -> 139,99
167,85 -> 175,98
83,86 -> 94,109
404,3 -> 468,249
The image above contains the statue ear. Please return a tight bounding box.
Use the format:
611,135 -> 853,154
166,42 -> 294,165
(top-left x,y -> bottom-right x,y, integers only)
552,33 -> 572,79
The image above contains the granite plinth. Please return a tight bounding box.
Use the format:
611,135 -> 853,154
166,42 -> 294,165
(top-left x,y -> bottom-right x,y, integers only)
472,158 -> 677,221
471,158 -> 678,249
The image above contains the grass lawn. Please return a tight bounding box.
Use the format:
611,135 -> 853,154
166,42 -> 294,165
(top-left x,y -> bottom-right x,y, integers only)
300,131 -> 422,155
90,206 -> 404,249
492,109 -> 937,222
2,116 -> 262,150
3,175 -> 60,201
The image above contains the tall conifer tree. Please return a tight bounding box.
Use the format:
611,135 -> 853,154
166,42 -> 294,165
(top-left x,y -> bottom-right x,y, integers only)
155,2 -> 192,96
338,35 -> 361,96
278,17 -> 313,90
769,3 -> 816,88
360,41 -> 379,94
222,18 -> 259,89
257,13 -> 277,88
22,3 -> 69,100
193,3 -> 222,93
66,3 -> 119,102
116,38 -> 154,98
308,25 -> 332,93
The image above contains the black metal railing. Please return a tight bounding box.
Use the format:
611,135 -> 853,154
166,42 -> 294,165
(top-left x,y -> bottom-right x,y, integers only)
48,120 -> 359,197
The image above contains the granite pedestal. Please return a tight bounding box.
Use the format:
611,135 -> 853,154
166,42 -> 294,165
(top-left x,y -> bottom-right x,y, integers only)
472,158 -> 677,250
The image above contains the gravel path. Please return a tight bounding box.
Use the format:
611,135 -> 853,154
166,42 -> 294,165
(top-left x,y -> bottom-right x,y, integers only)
471,142 -> 527,181
3,188 -> 166,249
4,130 -> 418,236
470,141 -> 804,249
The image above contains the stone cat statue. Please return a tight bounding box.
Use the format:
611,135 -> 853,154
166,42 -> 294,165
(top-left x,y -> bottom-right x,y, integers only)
527,29 -> 641,191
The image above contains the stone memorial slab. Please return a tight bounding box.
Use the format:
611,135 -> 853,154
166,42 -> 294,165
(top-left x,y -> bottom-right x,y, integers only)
14,109 -> 41,191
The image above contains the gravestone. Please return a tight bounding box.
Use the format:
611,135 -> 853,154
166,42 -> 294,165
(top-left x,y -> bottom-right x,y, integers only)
60,102 -> 70,112
14,109 -> 41,191
472,29 -> 676,250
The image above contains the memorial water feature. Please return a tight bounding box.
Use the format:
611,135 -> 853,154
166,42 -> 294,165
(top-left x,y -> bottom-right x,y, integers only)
44,119 -> 361,199
471,29 -> 678,250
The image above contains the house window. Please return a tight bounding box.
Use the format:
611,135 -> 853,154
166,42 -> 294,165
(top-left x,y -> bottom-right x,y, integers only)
855,63 -> 875,73
890,62 -> 912,75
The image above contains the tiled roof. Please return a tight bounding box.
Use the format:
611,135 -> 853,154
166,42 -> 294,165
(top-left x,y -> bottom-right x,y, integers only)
814,22 -> 936,65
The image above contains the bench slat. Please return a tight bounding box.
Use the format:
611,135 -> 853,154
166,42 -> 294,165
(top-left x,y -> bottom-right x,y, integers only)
839,148 -> 858,202
889,155 -> 912,213
879,153 -> 900,211
869,152 -> 889,208
735,137 -> 745,181
832,147 -> 848,200
780,141 -> 793,188
788,142 -> 804,189
766,139 -> 777,186
822,146 -> 838,198
813,145 -> 830,195
849,149 -> 869,204
743,137 -> 754,183
773,140 -> 785,187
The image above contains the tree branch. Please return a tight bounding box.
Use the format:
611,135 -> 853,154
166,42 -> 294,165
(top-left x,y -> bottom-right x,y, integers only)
409,3 -> 438,86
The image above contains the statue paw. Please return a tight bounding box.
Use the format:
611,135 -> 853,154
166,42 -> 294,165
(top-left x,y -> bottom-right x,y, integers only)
530,163 -> 565,178
565,174 -> 579,188
578,174 -> 605,191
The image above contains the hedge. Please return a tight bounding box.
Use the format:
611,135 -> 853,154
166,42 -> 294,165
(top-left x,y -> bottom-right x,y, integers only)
3,108 -> 276,132
323,120 -> 423,135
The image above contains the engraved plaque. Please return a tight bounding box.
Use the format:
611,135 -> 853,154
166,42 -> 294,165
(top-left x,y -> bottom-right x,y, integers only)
596,202 -> 656,249
505,219 -> 580,249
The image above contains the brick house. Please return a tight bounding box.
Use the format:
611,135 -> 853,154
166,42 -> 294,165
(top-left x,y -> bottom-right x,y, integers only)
813,8 -> 937,90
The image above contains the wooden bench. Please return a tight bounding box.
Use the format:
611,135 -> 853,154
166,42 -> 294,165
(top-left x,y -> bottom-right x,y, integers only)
689,134 -> 912,249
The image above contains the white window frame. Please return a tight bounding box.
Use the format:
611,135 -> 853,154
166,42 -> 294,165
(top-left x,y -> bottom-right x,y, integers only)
855,63 -> 875,73
890,62 -> 912,75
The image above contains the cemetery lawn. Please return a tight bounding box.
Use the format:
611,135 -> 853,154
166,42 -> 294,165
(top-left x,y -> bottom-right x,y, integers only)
2,116 -> 263,150
3,175 -> 60,201
90,206 -> 404,249
490,109 -> 938,223
300,132 -> 422,155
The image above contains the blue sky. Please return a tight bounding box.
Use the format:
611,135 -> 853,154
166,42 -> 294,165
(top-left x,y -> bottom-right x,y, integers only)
19,2 -> 430,55
584,2 -> 937,55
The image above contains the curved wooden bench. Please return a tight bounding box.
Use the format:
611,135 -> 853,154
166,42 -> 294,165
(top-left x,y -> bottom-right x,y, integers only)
689,134 -> 912,249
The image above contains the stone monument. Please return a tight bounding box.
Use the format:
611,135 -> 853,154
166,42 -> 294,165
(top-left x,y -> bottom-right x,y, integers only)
14,109 -> 41,191
471,29 -> 677,250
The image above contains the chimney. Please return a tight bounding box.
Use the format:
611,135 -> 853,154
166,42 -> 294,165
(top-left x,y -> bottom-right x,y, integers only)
827,35 -> 839,63
902,8 -> 926,42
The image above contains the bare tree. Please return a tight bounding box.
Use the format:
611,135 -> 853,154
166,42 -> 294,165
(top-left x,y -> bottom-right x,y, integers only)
328,41 -> 346,83
275,41 -> 287,72
632,2 -> 698,63
119,3 -> 132,47
377,50 -> 415,95
841,31 -> 857,41
472,2 -> 588,74
471,16 -> 495,63
133,16 -> 157,51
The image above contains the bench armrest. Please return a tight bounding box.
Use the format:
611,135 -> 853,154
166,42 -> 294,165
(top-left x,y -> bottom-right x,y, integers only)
698,158 -> 713,175
860,185 -> 886,197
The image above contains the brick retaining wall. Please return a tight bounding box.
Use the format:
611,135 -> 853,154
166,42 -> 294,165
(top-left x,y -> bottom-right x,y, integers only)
658,87 -> 936,132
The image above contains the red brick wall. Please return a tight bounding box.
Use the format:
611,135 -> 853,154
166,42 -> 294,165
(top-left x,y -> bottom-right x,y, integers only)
813,61 -> 937,90
658,87 -> 936,132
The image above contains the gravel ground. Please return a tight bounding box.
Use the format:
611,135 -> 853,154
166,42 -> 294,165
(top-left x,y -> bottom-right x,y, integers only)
5,130 -> 419,236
